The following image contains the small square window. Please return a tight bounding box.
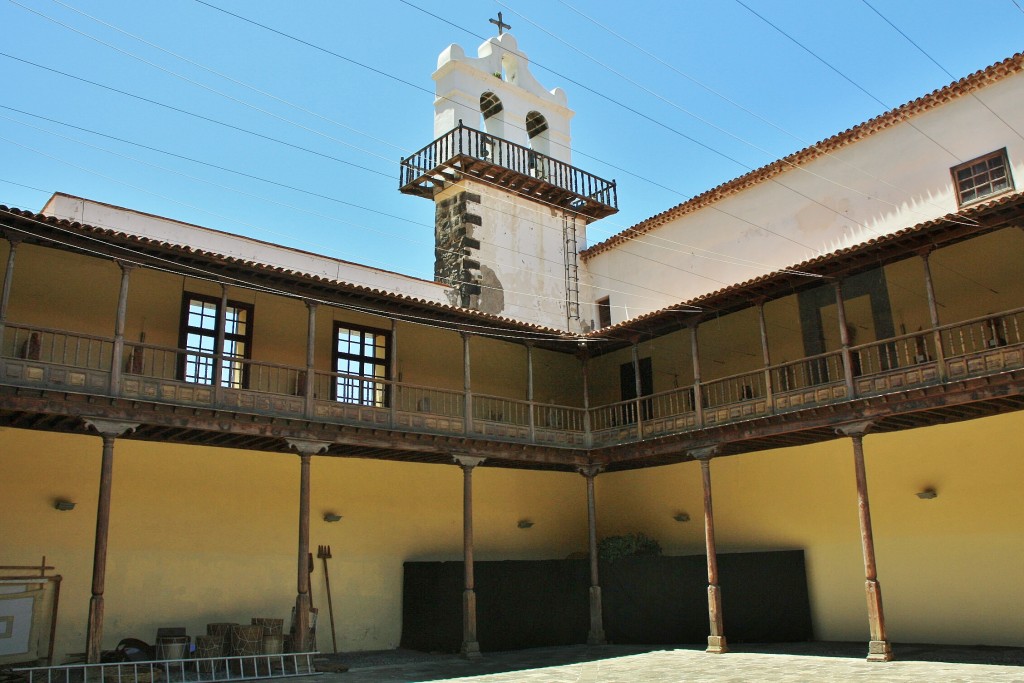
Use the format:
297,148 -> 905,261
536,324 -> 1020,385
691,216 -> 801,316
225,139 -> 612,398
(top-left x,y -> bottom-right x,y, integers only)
951,149 -> 1013,206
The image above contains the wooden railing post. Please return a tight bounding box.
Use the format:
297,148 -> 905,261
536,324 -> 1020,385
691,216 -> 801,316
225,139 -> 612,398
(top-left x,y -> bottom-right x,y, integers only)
525,342 -> 535,441
213,285 -> 229,405
836,421 -> 892,662
82,418 -> 139,663
630,339 -> 644,438
834,281 -> 857,399
580,346 -> 593,447
757,301 -> 774,411
390,318 -> 399,428
0,235 -> 21,353
919,250 -> 947,381
109,262 -> 134,395
462,332 -> 473,435
303,302 -> 317,419
690,322 -> 705,426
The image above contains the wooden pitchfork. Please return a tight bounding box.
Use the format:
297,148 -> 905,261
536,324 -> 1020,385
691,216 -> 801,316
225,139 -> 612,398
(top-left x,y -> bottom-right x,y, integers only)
317,545 -> 338,653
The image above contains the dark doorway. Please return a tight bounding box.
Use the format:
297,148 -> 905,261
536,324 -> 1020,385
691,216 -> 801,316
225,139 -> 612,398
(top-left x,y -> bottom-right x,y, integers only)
620,357 -> 653,422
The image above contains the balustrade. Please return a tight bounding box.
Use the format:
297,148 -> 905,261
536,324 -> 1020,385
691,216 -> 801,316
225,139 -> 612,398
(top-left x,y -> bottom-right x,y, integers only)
1,306 -> 1022,445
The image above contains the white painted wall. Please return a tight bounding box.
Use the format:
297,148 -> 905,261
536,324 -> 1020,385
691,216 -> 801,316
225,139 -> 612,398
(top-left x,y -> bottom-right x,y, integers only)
582,69 -> 1024,327
433,33 -> 573,164
443,179 -> 584,332
41,194 -> 450,303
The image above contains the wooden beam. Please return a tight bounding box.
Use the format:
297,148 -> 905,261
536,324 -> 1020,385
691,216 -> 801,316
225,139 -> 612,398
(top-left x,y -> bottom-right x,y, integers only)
286,439 -> 330,652
693,448 -> 727,654
578,465 -> 606,645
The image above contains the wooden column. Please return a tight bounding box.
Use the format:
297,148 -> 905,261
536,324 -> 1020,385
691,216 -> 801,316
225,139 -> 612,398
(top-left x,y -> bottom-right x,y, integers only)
834,281 -> 857,398
81,417 -> 139,664
286,438 -> 331,652
919,250 -> 947,380
389,318 -> 399,427
579,346 -> 593,447
525,342 -> 536,441
0,235 -> 21,346
462,332 -> 473,435
109,262 -> 134,395
303,302 -> 317,419
757,301 -> 774,412
213,285 -> 229,405
630,340 -> 644,438
690,323 -> 704,426
693,446 -> 727,654
454,454 -> 485,658
578,465 -> 606,644
836,421 -> 892,662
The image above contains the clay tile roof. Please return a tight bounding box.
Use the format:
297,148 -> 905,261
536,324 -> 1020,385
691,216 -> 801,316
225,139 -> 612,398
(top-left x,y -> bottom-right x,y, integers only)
581,52 -> 1024,260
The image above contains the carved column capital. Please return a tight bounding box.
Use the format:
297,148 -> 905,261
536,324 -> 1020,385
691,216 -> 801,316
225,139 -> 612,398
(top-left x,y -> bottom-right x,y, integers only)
577,464 -> 604,479
689,445 -> 719,461
82,418 -> 139,438
453,454 -> 485,469
286,438 -> 332,456
835,420 -> 874,438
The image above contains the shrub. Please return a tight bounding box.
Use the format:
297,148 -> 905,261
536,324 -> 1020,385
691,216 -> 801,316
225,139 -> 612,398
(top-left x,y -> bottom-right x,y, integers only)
598,532 -> 662,562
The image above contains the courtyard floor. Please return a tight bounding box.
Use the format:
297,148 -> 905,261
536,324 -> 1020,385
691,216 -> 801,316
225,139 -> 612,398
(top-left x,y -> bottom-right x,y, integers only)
308,642 -> 1024,682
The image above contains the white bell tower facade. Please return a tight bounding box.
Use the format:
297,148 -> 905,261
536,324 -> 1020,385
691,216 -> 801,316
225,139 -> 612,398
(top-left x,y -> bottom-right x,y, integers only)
399,26 -> 617,333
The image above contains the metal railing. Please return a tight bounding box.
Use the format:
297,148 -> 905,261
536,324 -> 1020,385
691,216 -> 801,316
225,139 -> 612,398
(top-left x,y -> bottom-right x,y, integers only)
14,652 -> 319,683
399,122 -> 617,211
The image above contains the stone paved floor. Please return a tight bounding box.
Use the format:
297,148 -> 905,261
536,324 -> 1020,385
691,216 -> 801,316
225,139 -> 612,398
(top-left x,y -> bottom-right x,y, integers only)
306,643 -> 1024,682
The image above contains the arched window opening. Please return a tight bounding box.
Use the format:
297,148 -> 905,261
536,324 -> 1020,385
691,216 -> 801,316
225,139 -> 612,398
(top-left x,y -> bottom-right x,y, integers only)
479,92 -> 505,159
526,111 -> 550,178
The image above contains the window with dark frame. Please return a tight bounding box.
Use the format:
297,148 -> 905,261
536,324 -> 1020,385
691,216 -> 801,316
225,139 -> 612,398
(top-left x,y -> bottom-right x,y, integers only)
952,149 -> 1013,206
177,292 -> 254,388
332,322 -> 390,407
596,297 -> 611,329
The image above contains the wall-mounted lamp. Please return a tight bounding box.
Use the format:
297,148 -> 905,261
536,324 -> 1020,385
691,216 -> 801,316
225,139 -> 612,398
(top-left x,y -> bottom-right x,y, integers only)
517,520 -> 534,529
673,512 -> 690,522
323,513 -> 343,522
54,500 -> 76,511
915,489 -> 938,500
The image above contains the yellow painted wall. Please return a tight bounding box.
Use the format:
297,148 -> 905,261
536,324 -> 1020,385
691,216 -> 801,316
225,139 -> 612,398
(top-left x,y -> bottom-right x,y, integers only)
1,428 -> 587,661
597,410 -> 1024,646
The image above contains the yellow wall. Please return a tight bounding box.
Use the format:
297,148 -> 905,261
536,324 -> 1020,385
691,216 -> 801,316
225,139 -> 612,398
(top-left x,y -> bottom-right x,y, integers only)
1,428 -> 588,661
597,410 -> 1024,646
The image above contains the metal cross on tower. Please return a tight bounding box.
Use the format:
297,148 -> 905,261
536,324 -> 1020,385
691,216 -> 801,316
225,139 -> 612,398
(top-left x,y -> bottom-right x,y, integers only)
489,12 -> 511,35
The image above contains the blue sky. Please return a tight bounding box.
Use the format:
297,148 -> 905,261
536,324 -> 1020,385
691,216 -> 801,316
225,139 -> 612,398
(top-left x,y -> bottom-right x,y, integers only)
2,0 -> 1022,281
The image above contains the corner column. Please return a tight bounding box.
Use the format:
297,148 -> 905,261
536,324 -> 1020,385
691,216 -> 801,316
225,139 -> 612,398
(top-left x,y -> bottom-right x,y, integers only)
462,332 -> 473,435
578,465 -> 606,644
690,322 -> 704,426
82,417 -> 139,664
836,421 -> 892,662
303,302 -> 317,419
757,301 -> 774,412
109,262 -> 134,395
919,250 -> 947,380
286,438 -> 331,652
454,454 -> 485,658
0,235 -> 22,348
693,446 -> 727,654
630,339 -> 644,438
525,342 -> 536,441
834,281 -> 857,398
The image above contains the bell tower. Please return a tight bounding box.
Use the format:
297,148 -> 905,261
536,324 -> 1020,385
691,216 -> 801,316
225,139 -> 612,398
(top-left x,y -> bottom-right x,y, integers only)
399,21 -> 617,333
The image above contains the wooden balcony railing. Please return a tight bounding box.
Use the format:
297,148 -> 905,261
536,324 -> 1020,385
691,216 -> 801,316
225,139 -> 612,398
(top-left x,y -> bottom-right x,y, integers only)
399,122 -> 618,220
1,306 -> 1022,449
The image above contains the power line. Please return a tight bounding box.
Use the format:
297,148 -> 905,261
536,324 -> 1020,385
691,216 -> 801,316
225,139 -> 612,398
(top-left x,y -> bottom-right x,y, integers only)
859,0 -> 1024,142
732,0 -> 963,162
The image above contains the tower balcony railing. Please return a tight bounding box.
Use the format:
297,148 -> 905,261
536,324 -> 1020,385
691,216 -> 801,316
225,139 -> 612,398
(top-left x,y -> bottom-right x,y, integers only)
0,306 -> 1022,451
399,121 -> 618,221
